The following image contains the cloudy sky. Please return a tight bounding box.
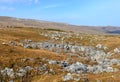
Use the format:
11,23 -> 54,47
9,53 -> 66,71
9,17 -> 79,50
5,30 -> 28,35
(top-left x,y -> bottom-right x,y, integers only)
0,0 -> 120,26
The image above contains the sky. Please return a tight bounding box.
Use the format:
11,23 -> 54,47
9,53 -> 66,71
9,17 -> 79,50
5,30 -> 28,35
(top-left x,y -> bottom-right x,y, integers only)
0,0 -> 120,26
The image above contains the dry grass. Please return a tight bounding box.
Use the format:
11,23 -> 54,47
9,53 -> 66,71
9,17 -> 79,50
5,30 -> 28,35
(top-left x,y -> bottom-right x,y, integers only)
0,27 -> 120,82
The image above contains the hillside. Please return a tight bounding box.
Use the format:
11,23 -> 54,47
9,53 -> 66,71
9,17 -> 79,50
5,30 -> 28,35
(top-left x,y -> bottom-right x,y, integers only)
0,27 -> 120,82
1,16 -> 120,34
1,16 -> 120,82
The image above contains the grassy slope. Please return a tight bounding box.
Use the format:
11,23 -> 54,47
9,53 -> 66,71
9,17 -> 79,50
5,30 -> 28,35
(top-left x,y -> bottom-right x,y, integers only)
0,27 -> 120,82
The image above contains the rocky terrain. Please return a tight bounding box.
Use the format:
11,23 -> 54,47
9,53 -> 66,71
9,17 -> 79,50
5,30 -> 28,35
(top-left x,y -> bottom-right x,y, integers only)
0,27 -> 120,82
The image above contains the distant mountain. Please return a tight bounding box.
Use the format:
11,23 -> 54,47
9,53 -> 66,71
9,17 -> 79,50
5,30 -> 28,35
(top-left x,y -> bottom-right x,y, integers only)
0,16 -> 120,34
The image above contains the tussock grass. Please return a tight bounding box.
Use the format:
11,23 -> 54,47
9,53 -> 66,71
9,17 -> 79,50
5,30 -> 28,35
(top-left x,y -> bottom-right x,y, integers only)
0,27 -> 120,82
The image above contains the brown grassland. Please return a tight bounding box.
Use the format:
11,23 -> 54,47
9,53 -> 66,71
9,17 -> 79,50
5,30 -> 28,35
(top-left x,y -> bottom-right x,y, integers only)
0,27 -> 120,82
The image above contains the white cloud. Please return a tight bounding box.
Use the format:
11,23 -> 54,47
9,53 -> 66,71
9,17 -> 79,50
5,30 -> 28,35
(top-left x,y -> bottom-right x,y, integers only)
28,0 -> 40,4
0,6 -> 14,11
0,0 -> 40,4
34,0 -> 40,3
0,0 -> 19,3
43,4 -> 63,9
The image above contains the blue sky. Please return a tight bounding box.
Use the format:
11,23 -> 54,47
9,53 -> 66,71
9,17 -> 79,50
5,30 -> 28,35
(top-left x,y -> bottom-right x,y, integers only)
0,0 -> 120,26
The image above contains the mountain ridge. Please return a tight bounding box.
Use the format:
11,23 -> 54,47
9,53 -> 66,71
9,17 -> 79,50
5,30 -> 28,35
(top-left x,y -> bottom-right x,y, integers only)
0,16 -> 120,34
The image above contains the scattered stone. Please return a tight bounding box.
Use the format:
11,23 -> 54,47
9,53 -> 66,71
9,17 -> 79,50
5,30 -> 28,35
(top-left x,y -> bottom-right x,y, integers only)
2,42 -> 7,45
62,73 -> 73,81
1,67 -> 15,78
61,61 -> 69,68
65,62 -> 87,73
96,44 -> 102,49
49,69 -> 55,75
106,67 -> 114,73
74,77 -> 80,81
24,66 -> 33,71
16,68 -> 27,77
9,41 -> 16,46
48,60 -> 57,65
9,80 -> 14,82
114,48 -> 120,53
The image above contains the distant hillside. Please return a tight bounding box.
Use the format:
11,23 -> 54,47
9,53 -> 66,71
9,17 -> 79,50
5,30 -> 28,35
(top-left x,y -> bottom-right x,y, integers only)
0,16 -> 120,34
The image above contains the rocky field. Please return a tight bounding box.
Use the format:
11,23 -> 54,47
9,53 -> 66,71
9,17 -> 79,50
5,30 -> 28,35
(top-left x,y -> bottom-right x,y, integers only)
0,27 -> 120,82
